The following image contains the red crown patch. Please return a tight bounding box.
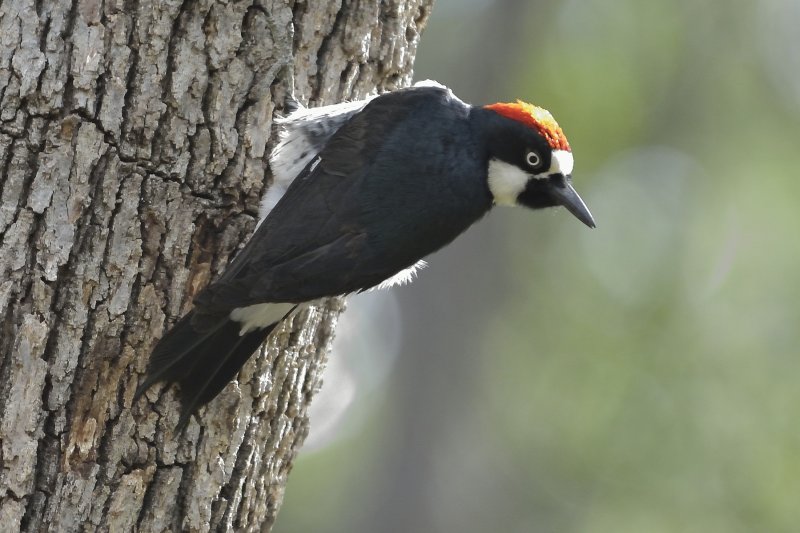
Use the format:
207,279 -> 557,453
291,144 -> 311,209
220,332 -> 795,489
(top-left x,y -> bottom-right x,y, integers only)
485,101 -> 571,152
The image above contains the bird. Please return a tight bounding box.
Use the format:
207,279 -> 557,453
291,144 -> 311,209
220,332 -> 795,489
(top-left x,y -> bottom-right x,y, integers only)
135,80 -> 595,430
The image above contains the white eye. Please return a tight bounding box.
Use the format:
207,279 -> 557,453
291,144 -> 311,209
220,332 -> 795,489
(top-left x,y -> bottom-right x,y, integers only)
526,151 -> 542,168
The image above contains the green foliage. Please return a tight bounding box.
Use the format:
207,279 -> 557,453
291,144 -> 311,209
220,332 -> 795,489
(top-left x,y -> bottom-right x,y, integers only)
277,0 -> 800,530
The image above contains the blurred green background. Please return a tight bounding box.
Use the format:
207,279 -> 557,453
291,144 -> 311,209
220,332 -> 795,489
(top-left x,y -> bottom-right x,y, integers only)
276,0 -> 800,531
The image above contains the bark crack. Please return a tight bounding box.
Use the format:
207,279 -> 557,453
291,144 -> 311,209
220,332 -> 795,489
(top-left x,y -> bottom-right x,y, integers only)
313,3 -> 347,103
0,0 -> 434,530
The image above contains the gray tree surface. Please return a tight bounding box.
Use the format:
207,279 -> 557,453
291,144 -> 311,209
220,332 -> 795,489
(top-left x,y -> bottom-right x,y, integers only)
0,0 -> 432,530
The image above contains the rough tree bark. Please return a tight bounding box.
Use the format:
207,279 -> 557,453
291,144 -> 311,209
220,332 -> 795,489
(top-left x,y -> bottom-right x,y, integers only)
0,0 -> 432,531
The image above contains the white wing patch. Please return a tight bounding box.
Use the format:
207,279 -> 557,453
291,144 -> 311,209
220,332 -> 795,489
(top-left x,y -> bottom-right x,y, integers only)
230,302 -> 295,335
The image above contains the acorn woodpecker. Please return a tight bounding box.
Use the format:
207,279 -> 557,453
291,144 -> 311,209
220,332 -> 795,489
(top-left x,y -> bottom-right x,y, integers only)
136,81 -> 595,429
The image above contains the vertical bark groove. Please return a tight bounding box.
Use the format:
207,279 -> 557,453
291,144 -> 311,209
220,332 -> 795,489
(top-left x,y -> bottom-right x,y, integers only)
0,0 -> 433,530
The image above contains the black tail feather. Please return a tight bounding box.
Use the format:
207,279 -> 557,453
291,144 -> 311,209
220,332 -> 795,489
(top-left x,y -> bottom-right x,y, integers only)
173,320 -> 276,432
136,310 -> 277,432
133,312 -> 227,400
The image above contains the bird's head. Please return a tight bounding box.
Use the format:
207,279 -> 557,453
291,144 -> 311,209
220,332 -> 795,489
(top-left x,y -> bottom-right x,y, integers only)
482,101 -> 595,228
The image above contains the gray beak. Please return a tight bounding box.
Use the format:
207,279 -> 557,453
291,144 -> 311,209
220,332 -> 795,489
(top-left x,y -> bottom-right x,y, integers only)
551,179 -> 596,228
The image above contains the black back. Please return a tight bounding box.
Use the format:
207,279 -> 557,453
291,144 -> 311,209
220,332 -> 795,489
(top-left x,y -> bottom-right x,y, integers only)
195,85 -> 493,314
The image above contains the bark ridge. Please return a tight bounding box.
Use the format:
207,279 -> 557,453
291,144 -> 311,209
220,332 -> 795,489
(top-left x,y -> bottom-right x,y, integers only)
0,0 -> 432,530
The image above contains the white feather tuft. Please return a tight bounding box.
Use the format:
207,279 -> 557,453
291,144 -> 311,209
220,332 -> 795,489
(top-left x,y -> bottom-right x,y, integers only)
261,98 -> 374,224
372,260 -> 428,291
413,79 -> 447,90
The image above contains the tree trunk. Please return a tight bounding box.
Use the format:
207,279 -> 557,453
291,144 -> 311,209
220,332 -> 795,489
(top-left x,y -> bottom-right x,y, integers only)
0,0 -> 431,530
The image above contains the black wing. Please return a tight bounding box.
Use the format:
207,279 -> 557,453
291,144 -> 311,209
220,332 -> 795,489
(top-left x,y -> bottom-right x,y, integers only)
195,85 -> 489,314
139,85 -> 490,422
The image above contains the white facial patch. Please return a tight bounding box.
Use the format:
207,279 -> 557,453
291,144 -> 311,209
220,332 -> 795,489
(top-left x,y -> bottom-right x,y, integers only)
230,302 -> 295,335
550,150 -> 574,176
487,159 -> 531,206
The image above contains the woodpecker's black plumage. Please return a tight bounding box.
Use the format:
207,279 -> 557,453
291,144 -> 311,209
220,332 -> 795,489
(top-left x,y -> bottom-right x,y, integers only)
138,311 -> 286,430
212,87 -> 490,304
137,82 -> 594,430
